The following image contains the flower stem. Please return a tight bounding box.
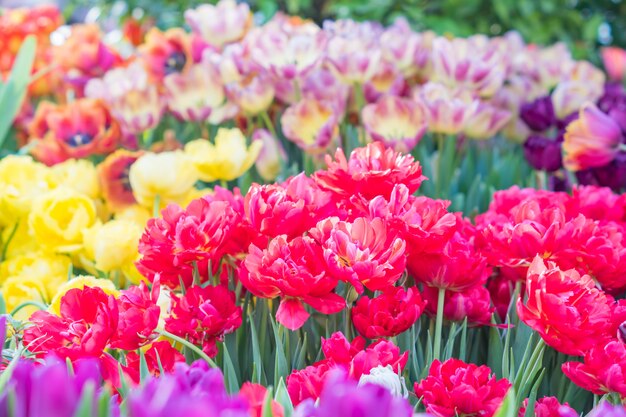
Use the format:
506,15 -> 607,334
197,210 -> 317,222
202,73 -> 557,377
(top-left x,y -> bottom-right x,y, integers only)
433,287 -> 446,361
156,328 -> 218,368
260,111 -> 278,139
152,194 -> 160,218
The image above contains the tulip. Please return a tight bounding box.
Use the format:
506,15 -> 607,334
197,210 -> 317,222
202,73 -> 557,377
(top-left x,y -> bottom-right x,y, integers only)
252,129 -> 287,181
294,372 -> 414,417
523,135 -> 562,172
185,0 -> 253,49
358,365 -> 408,398
517,257 -> 613,356
520,96 -> 556,132
314,142 -> 425,201
431,36 -> 505,97
415,82 -> 477,135
129,150 -> 198,208
463,101 -> 511,140
380,18 -> 430,77
563,103 -> 623,171
351,286 -> 425,339
562,341 -> 626,398
415,359 -> 512,417
185,128 -> 261,182
601,47 -> 626,82
249,27 -> 327,80
28,99 -> 121,165
361,96 -> 428,152
85,62 -> 165,135
164,62 -> 226,122
98,149 -> 144,213
588,401 -> 626,417
281,98 -> 339,154
138,28 -> 192,82
225,72 -> 275,116
325,21 -> 382,85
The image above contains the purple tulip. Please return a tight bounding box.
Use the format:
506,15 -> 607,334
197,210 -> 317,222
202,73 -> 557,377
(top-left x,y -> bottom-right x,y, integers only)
520,96 -> 556,132
126,361 -> 250,417
293,372 -> 415,417
598,82 -> 626,135
588,401 -> 626,417
0,315 -> 6,352
523,135 -> 563,172
0,356 -> 107,417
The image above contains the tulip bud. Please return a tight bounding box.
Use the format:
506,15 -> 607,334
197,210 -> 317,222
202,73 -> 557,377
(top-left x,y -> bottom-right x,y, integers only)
358,365 -> 408,398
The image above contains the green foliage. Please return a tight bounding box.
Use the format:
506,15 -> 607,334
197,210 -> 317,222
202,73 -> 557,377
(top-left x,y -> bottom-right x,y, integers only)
69,0 -> 625,61
0,36 -> 36,151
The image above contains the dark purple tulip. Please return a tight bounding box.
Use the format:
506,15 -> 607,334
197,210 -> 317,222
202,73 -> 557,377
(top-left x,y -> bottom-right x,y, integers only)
590,151 -> 626,191
523,135 -> 563,172
598,83 -> 626,135
293,372 -> 414,417
520,96 -> 556,132
549,174 -> 570,192
555,111 -> 578,131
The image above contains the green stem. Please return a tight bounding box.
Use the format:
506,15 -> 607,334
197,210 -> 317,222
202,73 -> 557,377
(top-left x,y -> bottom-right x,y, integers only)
220,180 -> 229,189
10,300 -> 48,316
433,287 -> 446,361
156,329 -> 218,368
1,222 -> 19,262
260,111 -> 278,139
152,194 -> 161,218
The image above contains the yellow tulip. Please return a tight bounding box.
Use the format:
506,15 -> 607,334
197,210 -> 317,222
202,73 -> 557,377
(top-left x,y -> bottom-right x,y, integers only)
185,128 -> 262,182
0,252 -> 71,299
48,275 -> 119,315
129,151 -> 198,209
28,188 -> 97,253
49,159 -> 101,200
0,155 -> 55,226
0,276 -> 47,320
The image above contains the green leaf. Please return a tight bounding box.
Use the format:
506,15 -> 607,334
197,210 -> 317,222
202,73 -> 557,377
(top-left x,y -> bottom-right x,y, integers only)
222,342 -> 240,393
0,292 -> 6,315
493,388 -> 517,417
249,317 -> 265,384
116,363 -> 130,400
274,378 -> 294,417
262,387 -> 275,417
139,349 -> 150,384
0,36 -> 36,149
73,381 -> 95,417
271,318 -> 289,387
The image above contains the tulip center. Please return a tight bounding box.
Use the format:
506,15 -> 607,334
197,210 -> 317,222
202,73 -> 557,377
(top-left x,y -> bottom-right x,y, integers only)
67,132 -> 94,147
165,51 -> 187,75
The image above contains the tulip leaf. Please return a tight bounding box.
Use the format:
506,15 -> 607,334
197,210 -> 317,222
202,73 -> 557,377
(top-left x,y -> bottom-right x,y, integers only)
493,389 -> 517,417
0,36 -> 36,150
270,317 -> 289,387
222,342 -> 240,393
116,363 -> 130,400
274,378 -> 294,417
73,381 -> 95,417
0,293 -> 6,315
249,317 -> 265,384
139,349 -> 150,384
262,387 -> 274,417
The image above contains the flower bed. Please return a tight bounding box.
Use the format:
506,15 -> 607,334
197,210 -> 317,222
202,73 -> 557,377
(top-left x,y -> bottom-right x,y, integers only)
1,1 -> 626,416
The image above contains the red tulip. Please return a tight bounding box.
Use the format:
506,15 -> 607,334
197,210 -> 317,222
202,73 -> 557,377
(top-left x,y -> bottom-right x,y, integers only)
351,286 -> 425,338
422,285 -> 494,326
562,340 -> 626,398
518,396 -> 575,417
517,257 -> 613,356
314,142 -> 426,201
124,341 -> 185,384
415,358 -> 512,417
309,217 -> 407,293
111,281 -> 160,351
240,382 -> 285,417
165,285 -> 242,357
239,235 -> 344,330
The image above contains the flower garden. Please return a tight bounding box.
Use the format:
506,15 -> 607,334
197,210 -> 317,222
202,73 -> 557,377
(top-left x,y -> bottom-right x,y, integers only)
1,1 -> 626,416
